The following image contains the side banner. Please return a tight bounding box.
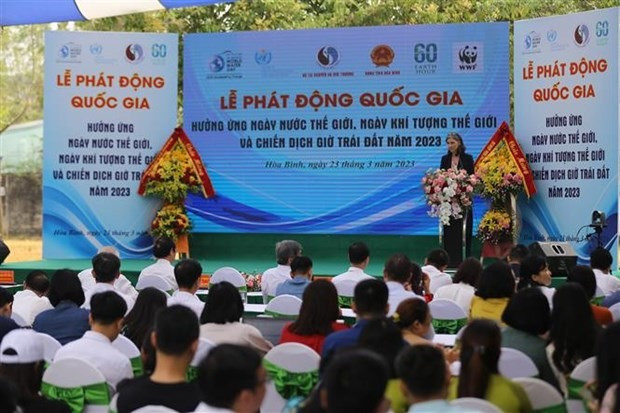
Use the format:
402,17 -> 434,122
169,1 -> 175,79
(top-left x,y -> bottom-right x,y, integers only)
515,8 -> 619,262
43,31 -> 178,258
183,23 -> 509,235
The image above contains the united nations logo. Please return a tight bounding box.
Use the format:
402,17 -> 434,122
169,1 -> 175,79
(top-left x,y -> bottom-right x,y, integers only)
316,46 -> 340,68
255,49 -> 272,65
370,45 -> 394,67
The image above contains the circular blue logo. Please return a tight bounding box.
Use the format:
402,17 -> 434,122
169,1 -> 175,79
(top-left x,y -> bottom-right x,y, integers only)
317,46 -> 340,68
125,44 -> 144,63
209,55 -> 225,72
574,24 -> 590,47
547,30 -> 557,42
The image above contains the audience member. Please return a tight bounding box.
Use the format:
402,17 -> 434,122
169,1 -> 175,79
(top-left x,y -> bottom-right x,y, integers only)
508,244 -> 530,280
547,282 -> 600,397
0,376 -> 17,413
200,281 -> 272,354
194,344 -> 267,413
116,305 -> 201,412
32,269 -> 90,344
77,246 -> 138,300
321,349 -> 390,413
137,236 -> 178,291
434,257 -> 482,313
596,322 -> 620,413
83,252 -> 135,313
404,262 -> 431,299
276,256 -> 313,299
394,298 -> 432,346
568,265 -> 613,326
501,287 -> 559,388
602,289 -> 620,308
322,278 -> 388,357
279,279 -> 348,354
517,255 -> 555,307
384,254 -> 423,316
397,345 -> 461,412
11,270 -> 52,325
590,247 -> 620,296
421,249 -> 453,294
0,329 -> 70,413
332,242 -> 374,287
469,261 -> 514,325
54,291 -> 132,390
168,259 -> 204,318
261,240 -> 303,303
0,287 -> 19,342
449,319 -> 532,412
121,287 -> 168,349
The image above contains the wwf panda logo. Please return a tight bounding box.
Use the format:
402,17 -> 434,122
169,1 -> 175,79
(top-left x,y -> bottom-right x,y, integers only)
458,45 -> 477,64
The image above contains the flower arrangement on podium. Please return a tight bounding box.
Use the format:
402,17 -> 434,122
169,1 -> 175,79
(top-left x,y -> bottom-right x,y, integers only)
422,168 -> 478,226
242,272 -> 262,292
139,127 -> 215,254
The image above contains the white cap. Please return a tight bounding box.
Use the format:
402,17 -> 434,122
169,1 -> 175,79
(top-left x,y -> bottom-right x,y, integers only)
0,329 -> 45,364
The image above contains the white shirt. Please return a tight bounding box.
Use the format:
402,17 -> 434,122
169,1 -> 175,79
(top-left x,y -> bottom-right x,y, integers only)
77,268 -> 138,300
593,268 -> 620,296
261,264 -> 291,303
54,331 -> 133,390
168,290 -> 204,319
433,283 -> 475,313
200,322 -> 273,355
539,285 -> 556,308
11,290 -> 53,325
82,283 -> 135,314
194,403 -> 234,413
332,267 -> 373,285
137,259 -> 178,291
386,281 -> 424,316
421,264 -> 453,294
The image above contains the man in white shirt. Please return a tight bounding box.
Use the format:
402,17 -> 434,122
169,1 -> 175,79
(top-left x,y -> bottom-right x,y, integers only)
168,259 -> 205,319
261,240 -> 302,303
421,249 -> 453,294
83,252 -> 135,313
590,247 -> 620,296
137,236 -> 178,291
55,291 -> 133,390
332,242 -> 374,286
12,270 -> 53,325
383,253 -> 424,316
78,246 -> 138,300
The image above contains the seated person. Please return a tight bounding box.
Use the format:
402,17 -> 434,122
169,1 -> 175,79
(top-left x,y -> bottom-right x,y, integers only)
421,249 -> 453,294
261,240 -> 302,303
469,261 -> 515,326
568,265 -> 613,326
0,287 -> 19,342
275,256 -> 313,300
168,259 -> 205,318
517,255 -> 555,307
77,246 -> 138,300
137,236 -> 178,291
434,258 -> 482,313
11,270 -> 53,325
590,247 -> 620,296
394,298 -> 433,346
384,254 -> 424,317
83,252 -> 135,313
332,242 -> 374,286
508,244 -> 530,280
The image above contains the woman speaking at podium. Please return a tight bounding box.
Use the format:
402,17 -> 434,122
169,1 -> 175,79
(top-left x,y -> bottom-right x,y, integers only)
440,132 -> 474,267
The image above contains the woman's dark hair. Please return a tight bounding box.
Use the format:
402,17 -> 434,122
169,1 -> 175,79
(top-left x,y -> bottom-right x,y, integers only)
596,322 -> 620,406
446,132 -> 466,155
140,328 -> 156,376
0,362 -> 45,403
475,261 -> 515,299
121,287 -> 168,348
358,317 -> 405,378
567,265 -> 597,299
453,258 -> 483,287
457,319 -> 501,399
517,255 -> 547,290
47,269 -> 85,307
502,287 -> 550,335
201,281 -> 243,324
289,280 -> 340,336
550,283 -> 599,374
408,262 -> 424,295
394,298 -> 429,331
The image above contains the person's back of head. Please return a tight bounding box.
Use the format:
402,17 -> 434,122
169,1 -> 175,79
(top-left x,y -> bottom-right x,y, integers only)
153,236 -> 175,259
394,298 -> 431,338
92,252 -> 121,283
502,287 -> 550,336
153,305 -> 199,360
290,279 -> 339,336
426,249 -> 450,271
0,287 -> 14,317
349,242 -> 370,266
275,240 -> 302,265
322,349 -> 389,413
47,269 -> 85,307
457,319 -> 501,399
595,321 -> 620,405
453,257 -> 483,287
397,344 -> 449,402
90,291 -> 127,328
476,261 -> 515,299
358,317 -> 404,378
353,279 -> 389,318
383,253 -> 412,284
567,265 -> 597,299
517,255 -> 547,290
197,344 -> 265,412
24,270 -> 50,296
201,281 -> 244,324
290,256 -> 313,277
174,259 -> 202,290
508,244 -> 529,263
590,246 -> 613,272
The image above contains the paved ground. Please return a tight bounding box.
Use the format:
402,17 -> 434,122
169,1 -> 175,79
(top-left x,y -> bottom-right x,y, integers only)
3,238 -> 42,262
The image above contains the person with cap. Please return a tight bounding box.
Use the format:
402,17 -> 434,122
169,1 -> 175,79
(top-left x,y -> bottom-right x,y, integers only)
0,329 -> 70,412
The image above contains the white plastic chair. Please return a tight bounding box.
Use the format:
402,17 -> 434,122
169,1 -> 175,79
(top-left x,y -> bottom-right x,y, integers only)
10,311 -> 29,327
136,275 -> 173,293
210,267 -> 246,288
499,347 -> 539,379
609,302 -> 620,321
264,294 -> 302,318
112,335 -> 143,377
186,338 -> 215,382
451,398 -> 502,412
262,343 -> 320,413
514,377 -> 566,412
333,279 -> 357,307
429,273 -> 453,294
42,357 -> 110,413
37,333 -> 62,363
566,356 -> 596,411
593,286 -> 605,304
428,298 -> 467,334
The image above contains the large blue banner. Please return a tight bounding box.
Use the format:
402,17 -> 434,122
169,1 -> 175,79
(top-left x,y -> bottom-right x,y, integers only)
515,8 -> 619,263
43,31 -> 178,258
183,23 -> 509,234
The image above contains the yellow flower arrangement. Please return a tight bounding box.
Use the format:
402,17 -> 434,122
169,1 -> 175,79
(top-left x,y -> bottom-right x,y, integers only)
477,209 -> 512,244
143,143 -> 201,203
475,142 -> 524,203
151,203 -> 191,239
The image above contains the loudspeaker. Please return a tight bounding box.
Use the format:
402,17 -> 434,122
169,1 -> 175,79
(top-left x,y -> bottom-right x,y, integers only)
0,240 -> 9,265
528,241 -> 577,277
